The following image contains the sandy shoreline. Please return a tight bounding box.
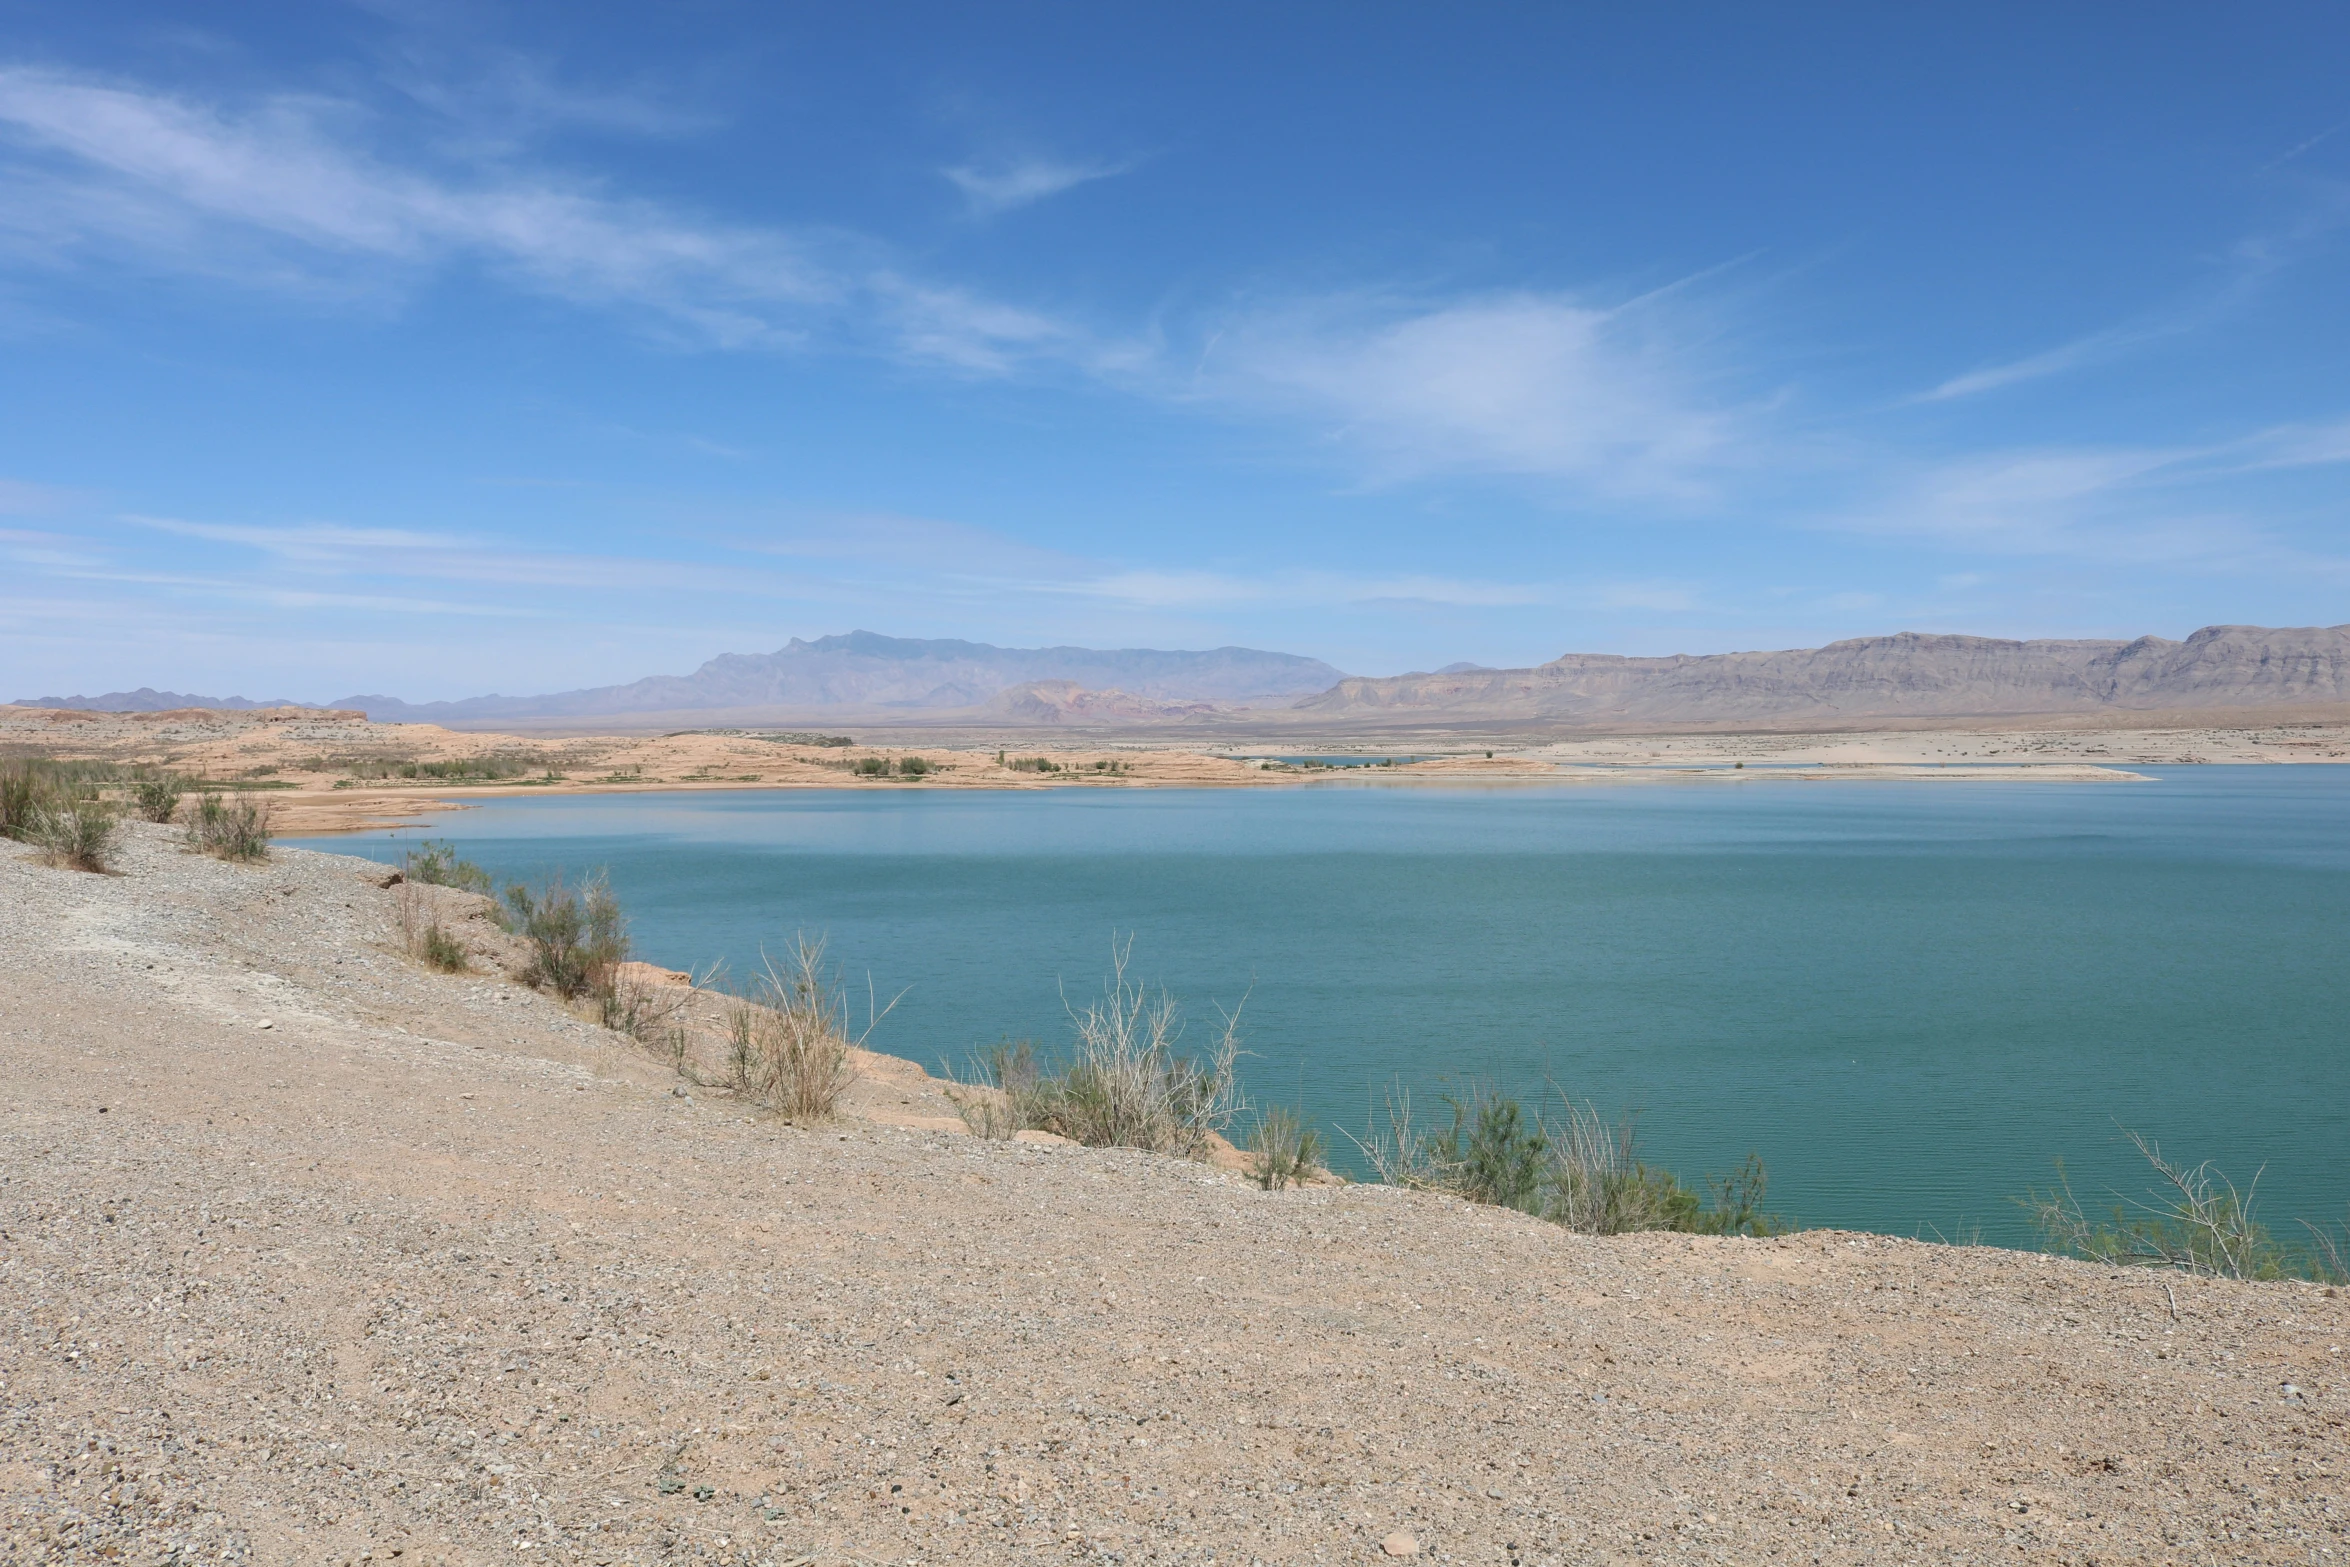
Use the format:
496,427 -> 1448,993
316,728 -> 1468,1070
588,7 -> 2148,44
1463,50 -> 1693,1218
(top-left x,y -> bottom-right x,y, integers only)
6,702 -> 2289,834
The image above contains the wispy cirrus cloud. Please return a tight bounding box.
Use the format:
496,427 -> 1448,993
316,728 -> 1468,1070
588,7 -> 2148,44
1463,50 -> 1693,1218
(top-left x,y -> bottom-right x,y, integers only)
941,155 -> 1132,216
122,513 -> 827,598
1194,287 -> 1776,501
0,64 -> 1117,371
1919,202 -> 2346,402
1919,327 -> 2155,402
0,62 -> 1772,500
1844,420 -> 2350,573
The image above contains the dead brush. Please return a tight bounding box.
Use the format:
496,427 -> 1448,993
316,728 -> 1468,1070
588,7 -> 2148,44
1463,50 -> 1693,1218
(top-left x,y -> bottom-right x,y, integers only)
723,936 -> 895,1123
951,938 -> 1242,1157
946,1041 -> 1041,1139
2025,1128 -> 2301,1280
602,965 -> 697,1067
394,875 -> 472,973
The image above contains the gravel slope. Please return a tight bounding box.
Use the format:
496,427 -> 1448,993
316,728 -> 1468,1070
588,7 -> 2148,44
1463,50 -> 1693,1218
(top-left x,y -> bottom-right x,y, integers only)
2,824 -> 2344,1566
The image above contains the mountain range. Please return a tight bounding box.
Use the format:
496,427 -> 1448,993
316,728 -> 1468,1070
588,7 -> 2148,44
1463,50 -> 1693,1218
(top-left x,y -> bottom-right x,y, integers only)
18,624 -> 2350,731
1301,624 -> 2350,725
14,633 -> 1345,724
11,687 -> 306,713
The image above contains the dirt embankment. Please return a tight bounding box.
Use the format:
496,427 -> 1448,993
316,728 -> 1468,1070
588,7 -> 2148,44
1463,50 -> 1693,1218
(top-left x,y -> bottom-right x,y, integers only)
2,823 -> 2344,1564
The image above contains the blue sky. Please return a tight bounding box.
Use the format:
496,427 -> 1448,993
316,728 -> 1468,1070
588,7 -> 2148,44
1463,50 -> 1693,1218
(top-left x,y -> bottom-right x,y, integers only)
2,2 -> 2347,698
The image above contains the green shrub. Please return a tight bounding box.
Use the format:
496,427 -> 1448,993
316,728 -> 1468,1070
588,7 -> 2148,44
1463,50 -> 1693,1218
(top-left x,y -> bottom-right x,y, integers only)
1355,1084 -> 1786,1236
404,840 -> 493,894
0,762 -> 53,840
502,873 -> 628,999
32,792 -> 120,874
896,756 -> 935,776
184,792 -> 272,862
1006,756 -> 1061,773
1248,1105 -> 1325,1190
853,757 -> 892,777
1427,1092 -> 1549,1212
329,751 -> 550,782
132,774 -> 184,823
419,923 -> 469,972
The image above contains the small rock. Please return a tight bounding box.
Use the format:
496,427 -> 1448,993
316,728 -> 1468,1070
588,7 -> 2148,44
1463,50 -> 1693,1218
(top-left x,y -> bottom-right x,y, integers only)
1381,1531 -> 1420,1557
1013,1129 -> 1076,1147
257,1019 -> 274,1030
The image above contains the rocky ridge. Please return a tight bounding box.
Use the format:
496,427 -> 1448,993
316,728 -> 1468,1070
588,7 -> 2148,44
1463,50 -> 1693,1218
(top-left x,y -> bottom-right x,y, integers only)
1300,623 -> 2350,726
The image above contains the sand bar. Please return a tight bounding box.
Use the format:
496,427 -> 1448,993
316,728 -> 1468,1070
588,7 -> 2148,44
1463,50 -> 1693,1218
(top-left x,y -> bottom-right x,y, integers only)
0,704 -> 2228,834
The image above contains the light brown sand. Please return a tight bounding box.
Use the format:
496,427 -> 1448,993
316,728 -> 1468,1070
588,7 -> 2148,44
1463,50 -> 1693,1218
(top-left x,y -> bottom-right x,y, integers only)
3,824 -> 2345,1565
0,707 -> 2187,836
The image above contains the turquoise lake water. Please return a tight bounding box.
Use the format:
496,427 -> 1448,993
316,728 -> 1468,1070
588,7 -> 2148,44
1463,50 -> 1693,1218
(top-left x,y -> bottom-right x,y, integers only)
294,769 -> 2350,1248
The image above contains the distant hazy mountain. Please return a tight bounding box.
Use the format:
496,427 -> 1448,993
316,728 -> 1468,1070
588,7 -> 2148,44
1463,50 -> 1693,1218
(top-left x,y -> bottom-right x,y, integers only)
1297,625 -> 2350,724
980,680 -> 1225,725
336,632 -> 1347,723
9,687 -> 302,712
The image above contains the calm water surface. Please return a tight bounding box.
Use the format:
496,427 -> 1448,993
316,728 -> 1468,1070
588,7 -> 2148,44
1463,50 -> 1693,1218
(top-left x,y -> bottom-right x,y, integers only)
294,769 -> 2350,1246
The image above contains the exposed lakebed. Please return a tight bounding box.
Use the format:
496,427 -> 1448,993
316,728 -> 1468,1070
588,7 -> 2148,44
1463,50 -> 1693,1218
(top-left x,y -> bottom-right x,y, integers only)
295,768 -> 2350,1246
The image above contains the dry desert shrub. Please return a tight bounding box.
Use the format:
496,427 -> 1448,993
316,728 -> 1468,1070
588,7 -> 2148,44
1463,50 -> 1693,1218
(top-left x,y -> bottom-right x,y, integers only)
131,773 -> 183,823
951,939 -> 1242,1158
184,791 -> 273,861
602,965 -> 696,1064
2305,1216 -> 2350,1286
405,839 -> 495,894
0,760 -> 55,841
392,843 -> 500,976
32,791 -> 121,874
946,1042 -> 1035,1140
3,762 -> 122,870
1246,1105 -> 1324,1190
2025,1129 -> 2327,1281
1353,1082 -> 1783,1236
502,872 -> 626,999
723,936 -> 879,1122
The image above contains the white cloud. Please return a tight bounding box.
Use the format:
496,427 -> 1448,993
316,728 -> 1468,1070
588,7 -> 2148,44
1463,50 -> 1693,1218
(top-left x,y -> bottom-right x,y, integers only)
1920,328 -> 2143,402
2228,415 -> 2350,471
0,65 -> 1106,371
1845,426 -> 2350,576
131,515 -> 477,555
1199,290 -> 1768,500
1916,204 -> 2332,402
942,156 -> 1130,216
